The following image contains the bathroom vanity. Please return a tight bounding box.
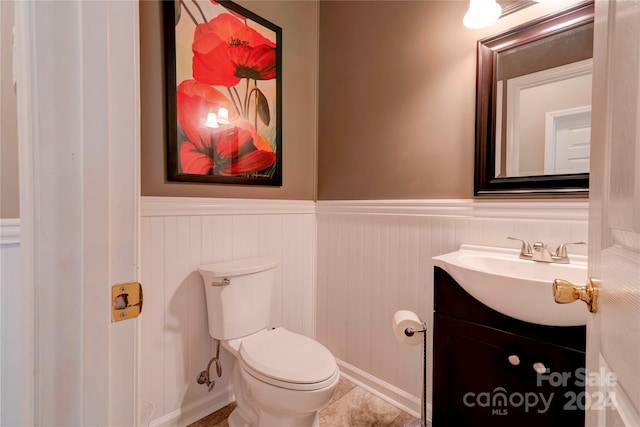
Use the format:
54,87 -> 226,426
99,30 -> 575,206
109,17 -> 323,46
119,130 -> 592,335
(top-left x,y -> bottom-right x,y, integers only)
433,267 -> 585,427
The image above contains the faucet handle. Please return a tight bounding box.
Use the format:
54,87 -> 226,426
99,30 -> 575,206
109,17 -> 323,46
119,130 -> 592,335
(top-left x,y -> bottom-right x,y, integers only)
553,242 -> 587,259
507,237 -> 533,259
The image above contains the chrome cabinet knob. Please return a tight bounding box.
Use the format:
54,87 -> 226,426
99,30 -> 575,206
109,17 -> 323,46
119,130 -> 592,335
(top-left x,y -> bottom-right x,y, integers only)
507,355 -> 521,366
533,362 -> 547,374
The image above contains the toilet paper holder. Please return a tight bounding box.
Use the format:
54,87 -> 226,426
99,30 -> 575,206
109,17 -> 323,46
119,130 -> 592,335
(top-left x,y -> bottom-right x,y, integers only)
406,322 -> 428,427
393,312 -> 430,427
403,324 -> 426,337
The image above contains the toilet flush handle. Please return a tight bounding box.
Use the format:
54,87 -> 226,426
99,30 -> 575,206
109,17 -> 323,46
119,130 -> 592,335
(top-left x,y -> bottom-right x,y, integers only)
211,278 -> 230,286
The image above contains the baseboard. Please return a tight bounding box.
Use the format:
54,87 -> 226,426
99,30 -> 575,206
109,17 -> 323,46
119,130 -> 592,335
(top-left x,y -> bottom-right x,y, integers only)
146,364 -> 427,427
336,359 -> 429,422
148,385 -> 235,427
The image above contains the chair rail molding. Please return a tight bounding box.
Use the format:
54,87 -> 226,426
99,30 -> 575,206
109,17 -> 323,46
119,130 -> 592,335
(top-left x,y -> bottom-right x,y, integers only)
141,196 -> 316,217
315,199 -> 589,220
0,219 -> 20,245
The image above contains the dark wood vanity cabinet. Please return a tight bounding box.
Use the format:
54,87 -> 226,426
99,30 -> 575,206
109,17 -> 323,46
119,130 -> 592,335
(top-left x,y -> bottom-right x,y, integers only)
433,267 -> 586,427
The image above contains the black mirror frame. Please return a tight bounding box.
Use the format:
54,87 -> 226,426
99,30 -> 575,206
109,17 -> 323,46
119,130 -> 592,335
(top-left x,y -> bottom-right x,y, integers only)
474,1 -> 594,197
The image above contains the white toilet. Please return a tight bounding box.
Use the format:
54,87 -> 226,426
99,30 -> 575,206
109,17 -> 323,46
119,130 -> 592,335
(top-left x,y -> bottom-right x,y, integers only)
198,257 -> 339,427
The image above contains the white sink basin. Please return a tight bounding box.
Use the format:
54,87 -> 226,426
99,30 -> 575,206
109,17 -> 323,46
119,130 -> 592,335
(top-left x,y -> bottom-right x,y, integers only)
432,245 -> 588,326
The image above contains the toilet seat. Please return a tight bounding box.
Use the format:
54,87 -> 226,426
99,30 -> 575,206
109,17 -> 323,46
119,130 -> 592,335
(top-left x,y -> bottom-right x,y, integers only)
238,328 -> 338,391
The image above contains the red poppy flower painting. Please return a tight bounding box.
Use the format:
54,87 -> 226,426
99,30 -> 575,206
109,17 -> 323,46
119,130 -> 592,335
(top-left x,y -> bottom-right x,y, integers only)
192,14 -> 277,86
163,0 -> 282,185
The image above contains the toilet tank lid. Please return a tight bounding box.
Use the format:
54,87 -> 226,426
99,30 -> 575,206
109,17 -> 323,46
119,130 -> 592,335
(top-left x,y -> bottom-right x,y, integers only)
199,257 -> 279,278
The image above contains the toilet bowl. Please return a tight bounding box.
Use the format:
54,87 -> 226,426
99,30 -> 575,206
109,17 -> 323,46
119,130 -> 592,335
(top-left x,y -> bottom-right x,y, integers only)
198,257 -> 339,427
224,328 -> 339,427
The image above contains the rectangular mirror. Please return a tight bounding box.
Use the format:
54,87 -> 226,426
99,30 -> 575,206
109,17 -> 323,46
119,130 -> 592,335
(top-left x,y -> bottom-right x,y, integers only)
474,2 -> 594,196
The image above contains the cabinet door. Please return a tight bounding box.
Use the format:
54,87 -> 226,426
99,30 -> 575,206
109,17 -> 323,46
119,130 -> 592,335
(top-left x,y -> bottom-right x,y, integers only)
433,314 -> 529,427
527,339 -> 585,427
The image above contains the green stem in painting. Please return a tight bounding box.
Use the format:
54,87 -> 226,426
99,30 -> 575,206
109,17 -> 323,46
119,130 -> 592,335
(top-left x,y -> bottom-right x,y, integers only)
226,87 -> 242,119
253,80 -> 258,129
233,86 -> 244,118
179,0 -> 199,26
242,79 -> 250,119
190,0 -> 207,23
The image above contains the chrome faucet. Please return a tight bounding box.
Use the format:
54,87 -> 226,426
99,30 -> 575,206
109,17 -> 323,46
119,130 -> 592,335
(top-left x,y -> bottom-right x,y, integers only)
551,241 -> 586,264
507,237 -> 586,264
507,237 -> 533,260
532,242 -> 553,262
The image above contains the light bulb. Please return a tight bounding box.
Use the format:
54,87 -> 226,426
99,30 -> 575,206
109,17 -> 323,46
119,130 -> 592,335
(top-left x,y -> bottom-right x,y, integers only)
204,113 -> 219,128
463,0 -> 502,29
217,107 -> 230,125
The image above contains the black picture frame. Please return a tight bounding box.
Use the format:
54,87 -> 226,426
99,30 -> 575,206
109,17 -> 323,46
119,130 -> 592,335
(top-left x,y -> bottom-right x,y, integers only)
163,0 -> 282,186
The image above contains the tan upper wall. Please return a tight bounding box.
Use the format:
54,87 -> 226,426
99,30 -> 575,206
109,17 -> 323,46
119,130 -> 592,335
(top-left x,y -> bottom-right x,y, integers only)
317,0 -> 585,200
140,0 -> 318,200
1,0 -> 20,218
3,0 -> 586,211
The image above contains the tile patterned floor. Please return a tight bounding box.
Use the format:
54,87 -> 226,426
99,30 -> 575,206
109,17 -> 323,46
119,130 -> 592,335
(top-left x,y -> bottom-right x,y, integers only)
189,377 -> 415,427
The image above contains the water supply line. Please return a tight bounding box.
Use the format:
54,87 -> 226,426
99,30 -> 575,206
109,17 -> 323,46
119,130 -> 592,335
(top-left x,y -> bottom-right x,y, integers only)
197,340 -> 222,392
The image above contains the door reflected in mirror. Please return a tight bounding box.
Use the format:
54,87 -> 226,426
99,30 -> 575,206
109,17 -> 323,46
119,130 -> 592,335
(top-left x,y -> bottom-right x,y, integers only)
495,23 -> 593,178
474,2 -> 594,196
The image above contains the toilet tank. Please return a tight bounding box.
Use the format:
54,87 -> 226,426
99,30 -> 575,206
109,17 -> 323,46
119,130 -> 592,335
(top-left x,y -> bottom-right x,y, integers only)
198,257 -> 279,340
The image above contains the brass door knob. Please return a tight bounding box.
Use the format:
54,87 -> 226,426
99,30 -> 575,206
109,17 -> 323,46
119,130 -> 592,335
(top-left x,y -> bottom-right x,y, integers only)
552,277 -> 600,313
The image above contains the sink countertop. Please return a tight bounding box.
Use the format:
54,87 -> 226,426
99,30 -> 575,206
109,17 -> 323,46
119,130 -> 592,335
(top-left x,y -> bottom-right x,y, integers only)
432,244 -> 588,326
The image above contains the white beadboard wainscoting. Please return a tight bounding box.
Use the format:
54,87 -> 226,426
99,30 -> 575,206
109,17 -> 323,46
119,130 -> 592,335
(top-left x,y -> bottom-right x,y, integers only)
139,197 -> 316,427
0,219 -> 20,426
138,197 -> 589,425
315,199 -> 589,420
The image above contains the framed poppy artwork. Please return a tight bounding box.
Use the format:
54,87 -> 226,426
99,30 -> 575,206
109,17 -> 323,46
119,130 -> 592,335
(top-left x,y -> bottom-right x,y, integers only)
163,0 -> 282,185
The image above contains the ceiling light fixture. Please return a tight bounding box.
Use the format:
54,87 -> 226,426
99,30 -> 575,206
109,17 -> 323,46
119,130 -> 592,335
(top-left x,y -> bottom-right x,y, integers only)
463,0 -> 502,29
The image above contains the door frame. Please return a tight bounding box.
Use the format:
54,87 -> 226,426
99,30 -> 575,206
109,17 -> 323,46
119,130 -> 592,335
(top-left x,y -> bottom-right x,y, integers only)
14,1 -> 141,425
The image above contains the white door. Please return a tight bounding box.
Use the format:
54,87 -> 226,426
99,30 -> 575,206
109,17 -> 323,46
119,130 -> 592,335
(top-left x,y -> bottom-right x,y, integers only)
584,0 -> 640,425
544,106 -> 591,175
14,1 -> 140,425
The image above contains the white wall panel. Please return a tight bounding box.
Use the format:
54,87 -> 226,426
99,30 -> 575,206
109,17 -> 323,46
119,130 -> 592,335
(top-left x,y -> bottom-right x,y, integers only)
0,219 -> 20,426
139,198 -> 315,426
316,200 -> 589,417
139,197 -> 588,425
